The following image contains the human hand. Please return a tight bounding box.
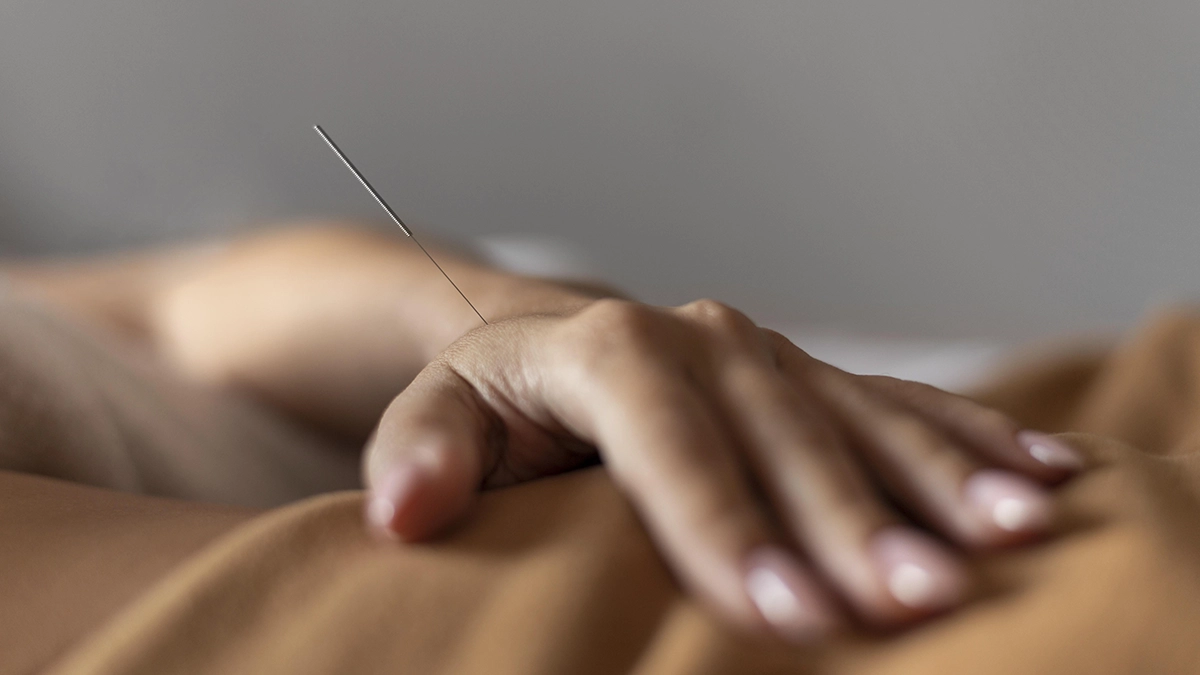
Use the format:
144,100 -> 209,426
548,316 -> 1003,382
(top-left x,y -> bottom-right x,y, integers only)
364,299 -> 1083,643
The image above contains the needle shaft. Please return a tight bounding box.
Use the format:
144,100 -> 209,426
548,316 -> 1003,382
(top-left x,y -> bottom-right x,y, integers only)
314,124 -> 488,325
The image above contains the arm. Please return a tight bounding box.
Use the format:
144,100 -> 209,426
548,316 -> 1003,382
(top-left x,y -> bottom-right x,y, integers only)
5,223 -> 613,441
4,222 -> 1084,642
145,225 -> 613,440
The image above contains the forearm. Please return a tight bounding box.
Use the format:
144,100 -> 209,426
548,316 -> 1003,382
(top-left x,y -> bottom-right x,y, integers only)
2,224 -> 620,441
147,225 -> 618,439
0,245 -> 225,349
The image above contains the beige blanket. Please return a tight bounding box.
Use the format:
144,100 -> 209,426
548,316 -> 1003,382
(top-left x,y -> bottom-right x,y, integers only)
5,295 -> 1200,674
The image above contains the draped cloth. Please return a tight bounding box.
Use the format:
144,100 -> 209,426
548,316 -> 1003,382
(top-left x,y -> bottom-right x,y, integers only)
6,296 -> 1200,674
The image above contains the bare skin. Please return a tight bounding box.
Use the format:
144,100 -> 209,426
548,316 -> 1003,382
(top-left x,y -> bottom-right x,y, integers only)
3,223 -> 1083,643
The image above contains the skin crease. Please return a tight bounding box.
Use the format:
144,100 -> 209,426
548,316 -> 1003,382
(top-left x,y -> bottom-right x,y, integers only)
2,223 -> 1083,644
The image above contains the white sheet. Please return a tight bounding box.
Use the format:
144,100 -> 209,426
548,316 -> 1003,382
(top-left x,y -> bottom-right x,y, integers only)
780,327 -> 1007,394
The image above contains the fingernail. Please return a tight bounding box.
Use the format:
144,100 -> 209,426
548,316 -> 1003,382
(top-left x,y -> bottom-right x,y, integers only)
365,463 -> 424,539
1017,430 -> 1084,471
870,527 -> 966,611
744,546 -> 840,643
963,469 -> 1053,534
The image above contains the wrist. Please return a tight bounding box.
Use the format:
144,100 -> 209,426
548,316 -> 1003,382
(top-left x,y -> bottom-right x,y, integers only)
486,276 -> 614,319
412,273 -> 620,363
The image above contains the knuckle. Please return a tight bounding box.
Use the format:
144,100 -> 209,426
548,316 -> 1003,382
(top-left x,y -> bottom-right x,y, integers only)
879,416 -> 964,471
758,328 -> 791,350
865,374 -> 907,391
791,476 -> 872,531
666,471 -> 761,537
577,298 -> 663,346
758,327 -> 800,365
690,494 -> 760,540
808,466 -> 874,517
684,297 -> 733,317
974,408 -> 1020,438
773,447 -> 885,534
554,300 -> 669,380
684,298 -> 744,326
880,416 -> 934,449
680,298 -> 759,342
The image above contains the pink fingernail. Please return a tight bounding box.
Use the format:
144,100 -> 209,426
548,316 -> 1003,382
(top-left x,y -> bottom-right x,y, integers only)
963,469 -> 1053,534
1017,430 -> 1083,471
870,527 -> 966,611
365,463 -> 424,539
744,546 -> 840,643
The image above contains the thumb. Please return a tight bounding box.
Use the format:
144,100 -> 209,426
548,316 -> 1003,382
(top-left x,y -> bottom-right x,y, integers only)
363,364 -> 496,541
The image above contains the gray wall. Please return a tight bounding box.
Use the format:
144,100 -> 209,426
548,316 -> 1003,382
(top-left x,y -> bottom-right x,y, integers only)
1,1 -> 1198,340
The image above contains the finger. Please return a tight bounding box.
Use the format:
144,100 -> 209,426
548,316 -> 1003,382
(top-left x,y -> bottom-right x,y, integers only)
778,342 -> 1054,548
594,368 -> 842,642
860,375 -> 1085,478
680,305 -> 970,623
744,546 -> 845,644
363,363 -> 496,541
715,355 -> 969,624
548,314 -> 843,641
682,305 -> 968,623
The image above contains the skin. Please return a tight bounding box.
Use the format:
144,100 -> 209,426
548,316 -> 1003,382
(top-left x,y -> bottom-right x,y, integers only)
3,223 -> 1084,643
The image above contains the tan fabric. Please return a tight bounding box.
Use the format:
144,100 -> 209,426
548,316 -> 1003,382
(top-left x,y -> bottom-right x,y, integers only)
9,304 -> 1200,673
0,473 -> 254,675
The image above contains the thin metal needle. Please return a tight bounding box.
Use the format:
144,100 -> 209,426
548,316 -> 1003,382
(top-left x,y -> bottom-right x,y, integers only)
314,124 -> 488,325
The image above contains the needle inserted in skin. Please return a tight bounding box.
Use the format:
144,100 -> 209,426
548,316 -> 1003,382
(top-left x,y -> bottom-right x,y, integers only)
314,124 -> 488,326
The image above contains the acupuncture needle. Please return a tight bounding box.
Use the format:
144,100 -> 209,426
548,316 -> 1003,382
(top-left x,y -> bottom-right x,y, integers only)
314,124 -> 488,325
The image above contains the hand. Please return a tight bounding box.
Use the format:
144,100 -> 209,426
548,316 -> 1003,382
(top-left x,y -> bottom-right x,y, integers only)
363,299 -> 1083,643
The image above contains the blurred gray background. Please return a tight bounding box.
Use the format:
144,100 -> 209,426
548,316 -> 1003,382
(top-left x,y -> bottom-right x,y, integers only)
1,1 -> 1197,340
